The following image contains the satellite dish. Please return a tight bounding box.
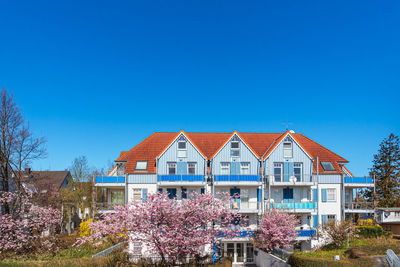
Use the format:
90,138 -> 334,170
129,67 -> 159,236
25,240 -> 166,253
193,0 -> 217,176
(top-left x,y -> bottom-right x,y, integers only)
290,176 -> 297,183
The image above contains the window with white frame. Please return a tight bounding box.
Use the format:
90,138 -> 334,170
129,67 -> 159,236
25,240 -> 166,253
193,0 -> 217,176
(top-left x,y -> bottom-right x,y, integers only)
132,188 -> 141,201
283,138 -> 293,158
294,162 -> 302,181
167,162 -> 177,175
274,163 -> 283,182
240,162 -> 250,175
221,162 -> 230,175
188,162 -> 196,175
135,161 -> 147,171
327,188 -> 336,202
230,137 -> 240,157
177,139 -> 187,158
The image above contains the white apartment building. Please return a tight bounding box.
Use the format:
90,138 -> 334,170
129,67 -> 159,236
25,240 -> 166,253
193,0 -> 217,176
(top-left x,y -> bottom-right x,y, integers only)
95,130 -> 374,265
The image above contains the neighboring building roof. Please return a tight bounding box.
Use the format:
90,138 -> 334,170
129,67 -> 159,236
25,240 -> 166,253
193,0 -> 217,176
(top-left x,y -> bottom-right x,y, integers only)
22,170 -> 72,190
118,131 -> 350,174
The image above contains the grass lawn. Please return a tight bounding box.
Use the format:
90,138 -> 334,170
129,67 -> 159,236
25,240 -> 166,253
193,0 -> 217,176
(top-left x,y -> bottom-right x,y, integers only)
289,237 -> 400,267
0,234 -> 115,267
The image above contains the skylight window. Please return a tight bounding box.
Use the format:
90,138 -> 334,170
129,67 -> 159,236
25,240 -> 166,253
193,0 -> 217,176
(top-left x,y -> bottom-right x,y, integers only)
321,162 -> 335,171
135,161 -> 148,170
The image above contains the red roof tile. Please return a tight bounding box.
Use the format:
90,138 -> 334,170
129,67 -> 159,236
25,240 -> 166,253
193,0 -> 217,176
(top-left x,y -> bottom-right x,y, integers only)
119,131 -> 350,174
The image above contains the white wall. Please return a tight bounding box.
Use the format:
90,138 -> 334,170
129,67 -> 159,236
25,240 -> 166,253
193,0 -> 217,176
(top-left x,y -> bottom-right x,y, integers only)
318,183 -> 342,222
254,249 -> 290,267
127,184 -> 157,202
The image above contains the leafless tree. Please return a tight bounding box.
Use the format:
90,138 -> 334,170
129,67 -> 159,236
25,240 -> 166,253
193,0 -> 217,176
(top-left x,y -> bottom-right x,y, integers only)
0,89 -> 46,214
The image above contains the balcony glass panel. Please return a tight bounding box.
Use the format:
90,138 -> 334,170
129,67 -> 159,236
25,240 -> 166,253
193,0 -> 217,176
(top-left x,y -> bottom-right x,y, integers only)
96,176 -> 125,183
158,175 -> 204,182
344,177 -> 373,184
214,175 -> 259,182
270,202 -> 317,209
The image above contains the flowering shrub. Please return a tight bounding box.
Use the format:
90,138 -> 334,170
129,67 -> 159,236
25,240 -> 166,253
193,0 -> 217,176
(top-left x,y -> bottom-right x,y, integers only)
358,219 -> 374,226
254,209 -> 298,252
0,191 -> 62,254
77,192 -> 242,264
79,219 -> 93,237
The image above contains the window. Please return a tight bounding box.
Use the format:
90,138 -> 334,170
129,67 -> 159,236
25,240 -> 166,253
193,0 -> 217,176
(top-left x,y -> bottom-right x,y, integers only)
132,242 -> 142,255
327,188 -> 336,202
167,162 -> 177,175
274,163 -> 283,182
240,162 -> 250,175
177,141 -> 187,158
188,162 -> 196,175
327,215 -> 336,223
135,161 -> 147,170
294,163 -> 302,181
111,190 -> 124,204
283,138 -> 293,158
221,162 -> 230,175
117,164 -> 125,175
321,162 -> 335,171
241,189 -> 249,209
230,138 -> 240,157
132,188 -> 141,201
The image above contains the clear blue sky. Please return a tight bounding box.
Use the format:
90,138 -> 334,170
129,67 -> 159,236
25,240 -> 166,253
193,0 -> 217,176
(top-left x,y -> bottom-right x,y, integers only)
1,1 -> 399,175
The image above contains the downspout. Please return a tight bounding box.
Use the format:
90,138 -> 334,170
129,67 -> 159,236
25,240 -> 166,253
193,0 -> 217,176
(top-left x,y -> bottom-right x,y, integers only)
125,164 -> 128,204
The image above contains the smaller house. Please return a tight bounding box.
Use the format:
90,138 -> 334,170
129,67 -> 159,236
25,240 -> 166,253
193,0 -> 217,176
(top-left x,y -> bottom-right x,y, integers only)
376,207 -> 400,234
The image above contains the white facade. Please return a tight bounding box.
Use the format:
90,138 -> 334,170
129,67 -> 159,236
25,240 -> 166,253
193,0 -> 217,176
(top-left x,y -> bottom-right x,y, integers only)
95,131 -> 374,265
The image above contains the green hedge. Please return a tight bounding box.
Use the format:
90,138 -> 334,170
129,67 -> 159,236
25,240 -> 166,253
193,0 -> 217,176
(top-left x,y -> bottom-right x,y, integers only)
356,225 -> 383,238
288,254 -> 374,267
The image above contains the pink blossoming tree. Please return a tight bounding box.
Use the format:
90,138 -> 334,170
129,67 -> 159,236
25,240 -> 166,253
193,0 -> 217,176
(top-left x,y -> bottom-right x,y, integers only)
78,192 -> 242,264
254,209 -> 298,252
0,191 -> 62,253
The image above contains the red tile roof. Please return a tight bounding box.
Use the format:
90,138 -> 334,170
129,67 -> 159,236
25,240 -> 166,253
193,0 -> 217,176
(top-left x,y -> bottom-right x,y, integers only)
118,131 -> 350,174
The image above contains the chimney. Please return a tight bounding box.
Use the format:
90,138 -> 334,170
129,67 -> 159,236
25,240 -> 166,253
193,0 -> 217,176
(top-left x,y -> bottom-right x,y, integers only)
25,167 -> 31,174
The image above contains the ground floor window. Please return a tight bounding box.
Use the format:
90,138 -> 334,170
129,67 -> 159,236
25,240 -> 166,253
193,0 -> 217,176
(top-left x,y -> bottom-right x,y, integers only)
223,243 -> 255,263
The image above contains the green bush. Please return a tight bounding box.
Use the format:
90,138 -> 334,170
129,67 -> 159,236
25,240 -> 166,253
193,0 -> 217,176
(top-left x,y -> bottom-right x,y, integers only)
288,254 -> 374,267
356,225 -> 383,238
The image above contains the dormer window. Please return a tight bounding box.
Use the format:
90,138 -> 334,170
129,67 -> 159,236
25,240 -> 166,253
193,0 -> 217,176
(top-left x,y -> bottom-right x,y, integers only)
283,137 -> 293,158
135,161 -> 148,171
230,137 -> 240,157
177,136 -> 187,158
321,162 -> 335,171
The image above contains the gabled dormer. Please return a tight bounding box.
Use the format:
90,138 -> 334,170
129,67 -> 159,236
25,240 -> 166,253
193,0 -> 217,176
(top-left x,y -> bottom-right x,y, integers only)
211,132 -> 260,176
156,131 -> 206,176
263,131 -> 313,183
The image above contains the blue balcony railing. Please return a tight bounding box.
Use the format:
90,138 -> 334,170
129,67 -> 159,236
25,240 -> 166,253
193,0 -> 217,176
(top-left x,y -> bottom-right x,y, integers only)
96,176 -> 125,183
217,230 -> 256,238
214,175 -> 260,182
158,175 -> 205,182
344,177 -> 373,184
296,229 -> 316,237
270,202 -> 317,210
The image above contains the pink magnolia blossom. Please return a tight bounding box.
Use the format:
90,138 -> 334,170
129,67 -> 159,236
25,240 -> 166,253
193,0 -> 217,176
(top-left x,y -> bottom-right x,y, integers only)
254,209 -> 298,252
78,192 -> 242,263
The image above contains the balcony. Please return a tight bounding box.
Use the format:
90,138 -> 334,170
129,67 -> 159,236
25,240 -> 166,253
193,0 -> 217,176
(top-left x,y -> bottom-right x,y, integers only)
269,202 -> 317,212
157,175 -> 205,186
268,175 -> 314,186
231,199 -> 261,213
345,202 -> 374,213
296,229 -> 316,240
344,177 -> 374,187
95,176 -> 125,187
217,230 -> 256,241
214,175 -> 261,185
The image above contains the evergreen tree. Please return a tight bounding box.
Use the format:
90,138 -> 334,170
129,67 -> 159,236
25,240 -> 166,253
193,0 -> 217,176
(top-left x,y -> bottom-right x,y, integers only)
370,134 -> 400,207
